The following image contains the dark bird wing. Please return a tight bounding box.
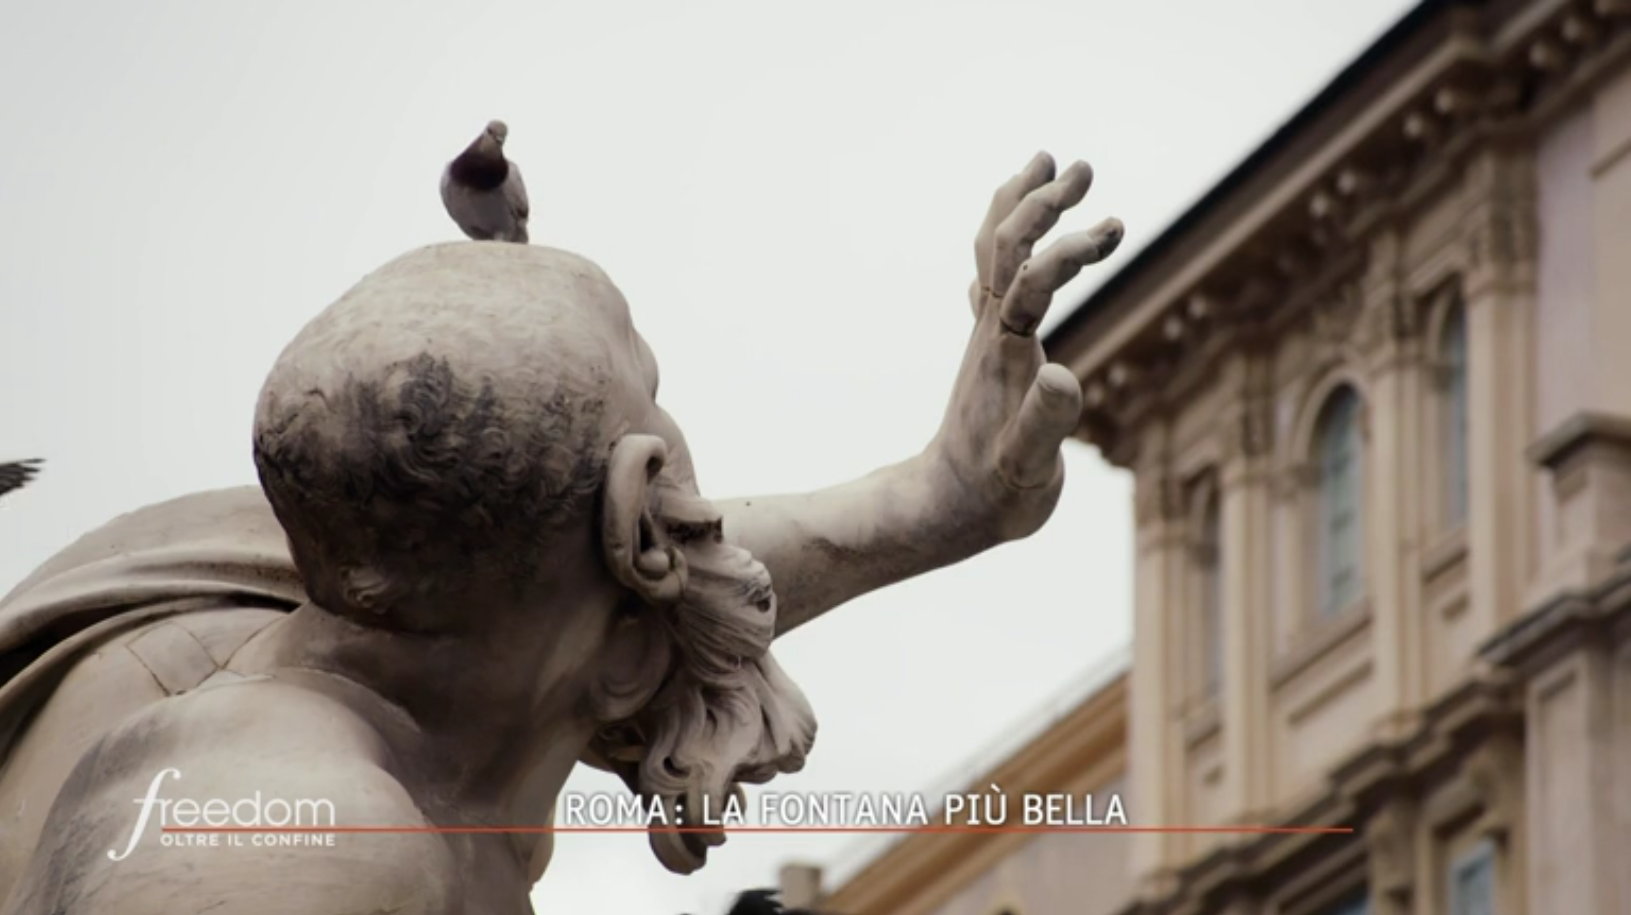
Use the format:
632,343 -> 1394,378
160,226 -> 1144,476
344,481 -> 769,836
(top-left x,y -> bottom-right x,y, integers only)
0,459 -> 43,498
699,888 -> 819,915
504,161 -> 530,242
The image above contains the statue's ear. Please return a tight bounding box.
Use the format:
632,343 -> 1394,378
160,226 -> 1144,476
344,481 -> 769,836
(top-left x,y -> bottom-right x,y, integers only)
601,434 -> 687,608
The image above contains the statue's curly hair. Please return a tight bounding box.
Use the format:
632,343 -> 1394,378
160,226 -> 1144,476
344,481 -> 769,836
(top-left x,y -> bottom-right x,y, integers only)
250,244 -> 617,626
254,350 -> 606,625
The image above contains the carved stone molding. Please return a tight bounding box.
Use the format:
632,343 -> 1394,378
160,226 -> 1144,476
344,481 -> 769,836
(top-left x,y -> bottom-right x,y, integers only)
1188,540 -> 1220,566
1310,284 -> 1365,345
1132,669 -> 1527,915
1053,6 -> 1630,442
1355,289 -> 1422,359
1272,462 -> 1317,502
1464,198 -> 1538,282
1426,349 -> 1459,392
1464,731 -> 1522,844
1487,203 -> 1536,268
1134,470 -> 1185,528
1220,398 -> 1274,463
1365,800 -> 1418,904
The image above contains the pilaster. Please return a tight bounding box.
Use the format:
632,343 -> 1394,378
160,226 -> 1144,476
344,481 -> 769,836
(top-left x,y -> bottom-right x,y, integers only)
1463,147 -> 1539,635
1464,730 -> 1526,914
1364,799 -> 1416,915
1589,63 -> 1631,416
1217,354 -> 1274,825
1523,644 -> 1619,914
1355,229 -> 1417,731
1129,419 -> 1186,895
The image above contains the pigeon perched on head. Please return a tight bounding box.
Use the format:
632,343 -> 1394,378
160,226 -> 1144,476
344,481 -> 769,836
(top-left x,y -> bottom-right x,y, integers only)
440,119 -> 530,243
0,459 -> 43,499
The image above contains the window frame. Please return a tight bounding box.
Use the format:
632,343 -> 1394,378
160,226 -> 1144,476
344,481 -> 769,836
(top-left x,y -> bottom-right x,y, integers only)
1313,384 -> 1365,618
1447,839 -> 1496,915
1195,485 -> 1224,697
1430,289 -> 1470,533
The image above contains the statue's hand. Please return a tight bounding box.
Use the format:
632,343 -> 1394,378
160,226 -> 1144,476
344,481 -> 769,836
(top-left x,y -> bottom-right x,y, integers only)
717,153 -> 1122,634
927,152 -> 1124,543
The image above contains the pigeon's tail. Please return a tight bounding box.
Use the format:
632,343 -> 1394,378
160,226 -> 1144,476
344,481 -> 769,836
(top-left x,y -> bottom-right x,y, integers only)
0,459 -> 43,499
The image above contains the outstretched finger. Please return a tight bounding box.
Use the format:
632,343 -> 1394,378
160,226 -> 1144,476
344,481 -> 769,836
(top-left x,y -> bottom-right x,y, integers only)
999,217 -> 1125,336
989,161 -> 1094,299
974,153 -> 1056,298
995,363 -> 1083,490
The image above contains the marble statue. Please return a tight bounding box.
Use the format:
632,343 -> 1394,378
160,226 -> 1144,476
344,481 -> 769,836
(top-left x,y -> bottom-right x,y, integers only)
0,152 -> 1120,915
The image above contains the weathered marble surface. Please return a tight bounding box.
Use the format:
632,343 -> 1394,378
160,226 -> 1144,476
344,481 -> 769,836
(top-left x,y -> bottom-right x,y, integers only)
0,154 -> 1120,915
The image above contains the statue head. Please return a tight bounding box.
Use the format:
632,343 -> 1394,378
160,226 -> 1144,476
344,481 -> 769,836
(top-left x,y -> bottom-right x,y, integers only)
251,242 -> 815,874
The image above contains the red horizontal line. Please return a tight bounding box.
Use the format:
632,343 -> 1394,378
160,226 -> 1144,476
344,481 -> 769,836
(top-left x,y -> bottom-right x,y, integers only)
162,825 -> 1354,835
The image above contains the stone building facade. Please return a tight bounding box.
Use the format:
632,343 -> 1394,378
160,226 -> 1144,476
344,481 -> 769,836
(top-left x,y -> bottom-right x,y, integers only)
786,0 -> 1631,912
788,670 -> 1132,915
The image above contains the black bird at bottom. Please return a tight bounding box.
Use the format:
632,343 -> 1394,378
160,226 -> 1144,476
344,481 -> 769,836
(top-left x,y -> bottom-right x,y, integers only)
687,888 -> 814,915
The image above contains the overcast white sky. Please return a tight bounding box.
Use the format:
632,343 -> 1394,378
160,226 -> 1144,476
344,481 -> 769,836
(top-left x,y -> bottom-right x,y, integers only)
0,1 -> 1418,912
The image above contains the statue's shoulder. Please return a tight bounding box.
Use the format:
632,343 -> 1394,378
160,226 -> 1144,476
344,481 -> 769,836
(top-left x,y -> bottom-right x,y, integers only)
4,486 -> 292,602
0,486 -> 303,689
3,676 -> 457,915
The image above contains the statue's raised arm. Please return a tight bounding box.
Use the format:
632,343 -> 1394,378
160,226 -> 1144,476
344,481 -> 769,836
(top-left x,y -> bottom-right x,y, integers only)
719,153 -> 1122,635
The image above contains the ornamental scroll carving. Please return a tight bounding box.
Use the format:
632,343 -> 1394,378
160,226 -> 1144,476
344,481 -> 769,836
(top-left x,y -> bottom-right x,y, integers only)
1464,731 -> 1522,844
1462,154 -> 1538,277
1310,282 -> 1364,346
1220,397 -> 1273,463
1272,461 -> 1318,502
1134,468 -> 1184,528
1365,801 -> 1418,904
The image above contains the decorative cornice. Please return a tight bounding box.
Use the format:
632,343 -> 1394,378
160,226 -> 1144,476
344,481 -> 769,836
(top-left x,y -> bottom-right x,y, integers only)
1060,0 -> 1631,458
1524,410 -> 1631,471
1477,548 -> 1631,673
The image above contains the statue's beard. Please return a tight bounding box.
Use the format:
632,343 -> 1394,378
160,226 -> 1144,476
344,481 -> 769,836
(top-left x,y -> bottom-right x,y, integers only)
589,487 -> 817,875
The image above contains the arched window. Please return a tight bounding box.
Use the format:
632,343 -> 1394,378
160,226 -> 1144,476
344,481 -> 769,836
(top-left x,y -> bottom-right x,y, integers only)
1439,303 -> 1469,528
1198,491 -> 1224,695
1315,386 -> 1364,616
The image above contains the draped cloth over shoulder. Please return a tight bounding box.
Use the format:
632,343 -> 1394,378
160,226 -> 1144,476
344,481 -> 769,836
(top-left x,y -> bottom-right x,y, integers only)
0,486 -> 630,778
0,487 -> 305,762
